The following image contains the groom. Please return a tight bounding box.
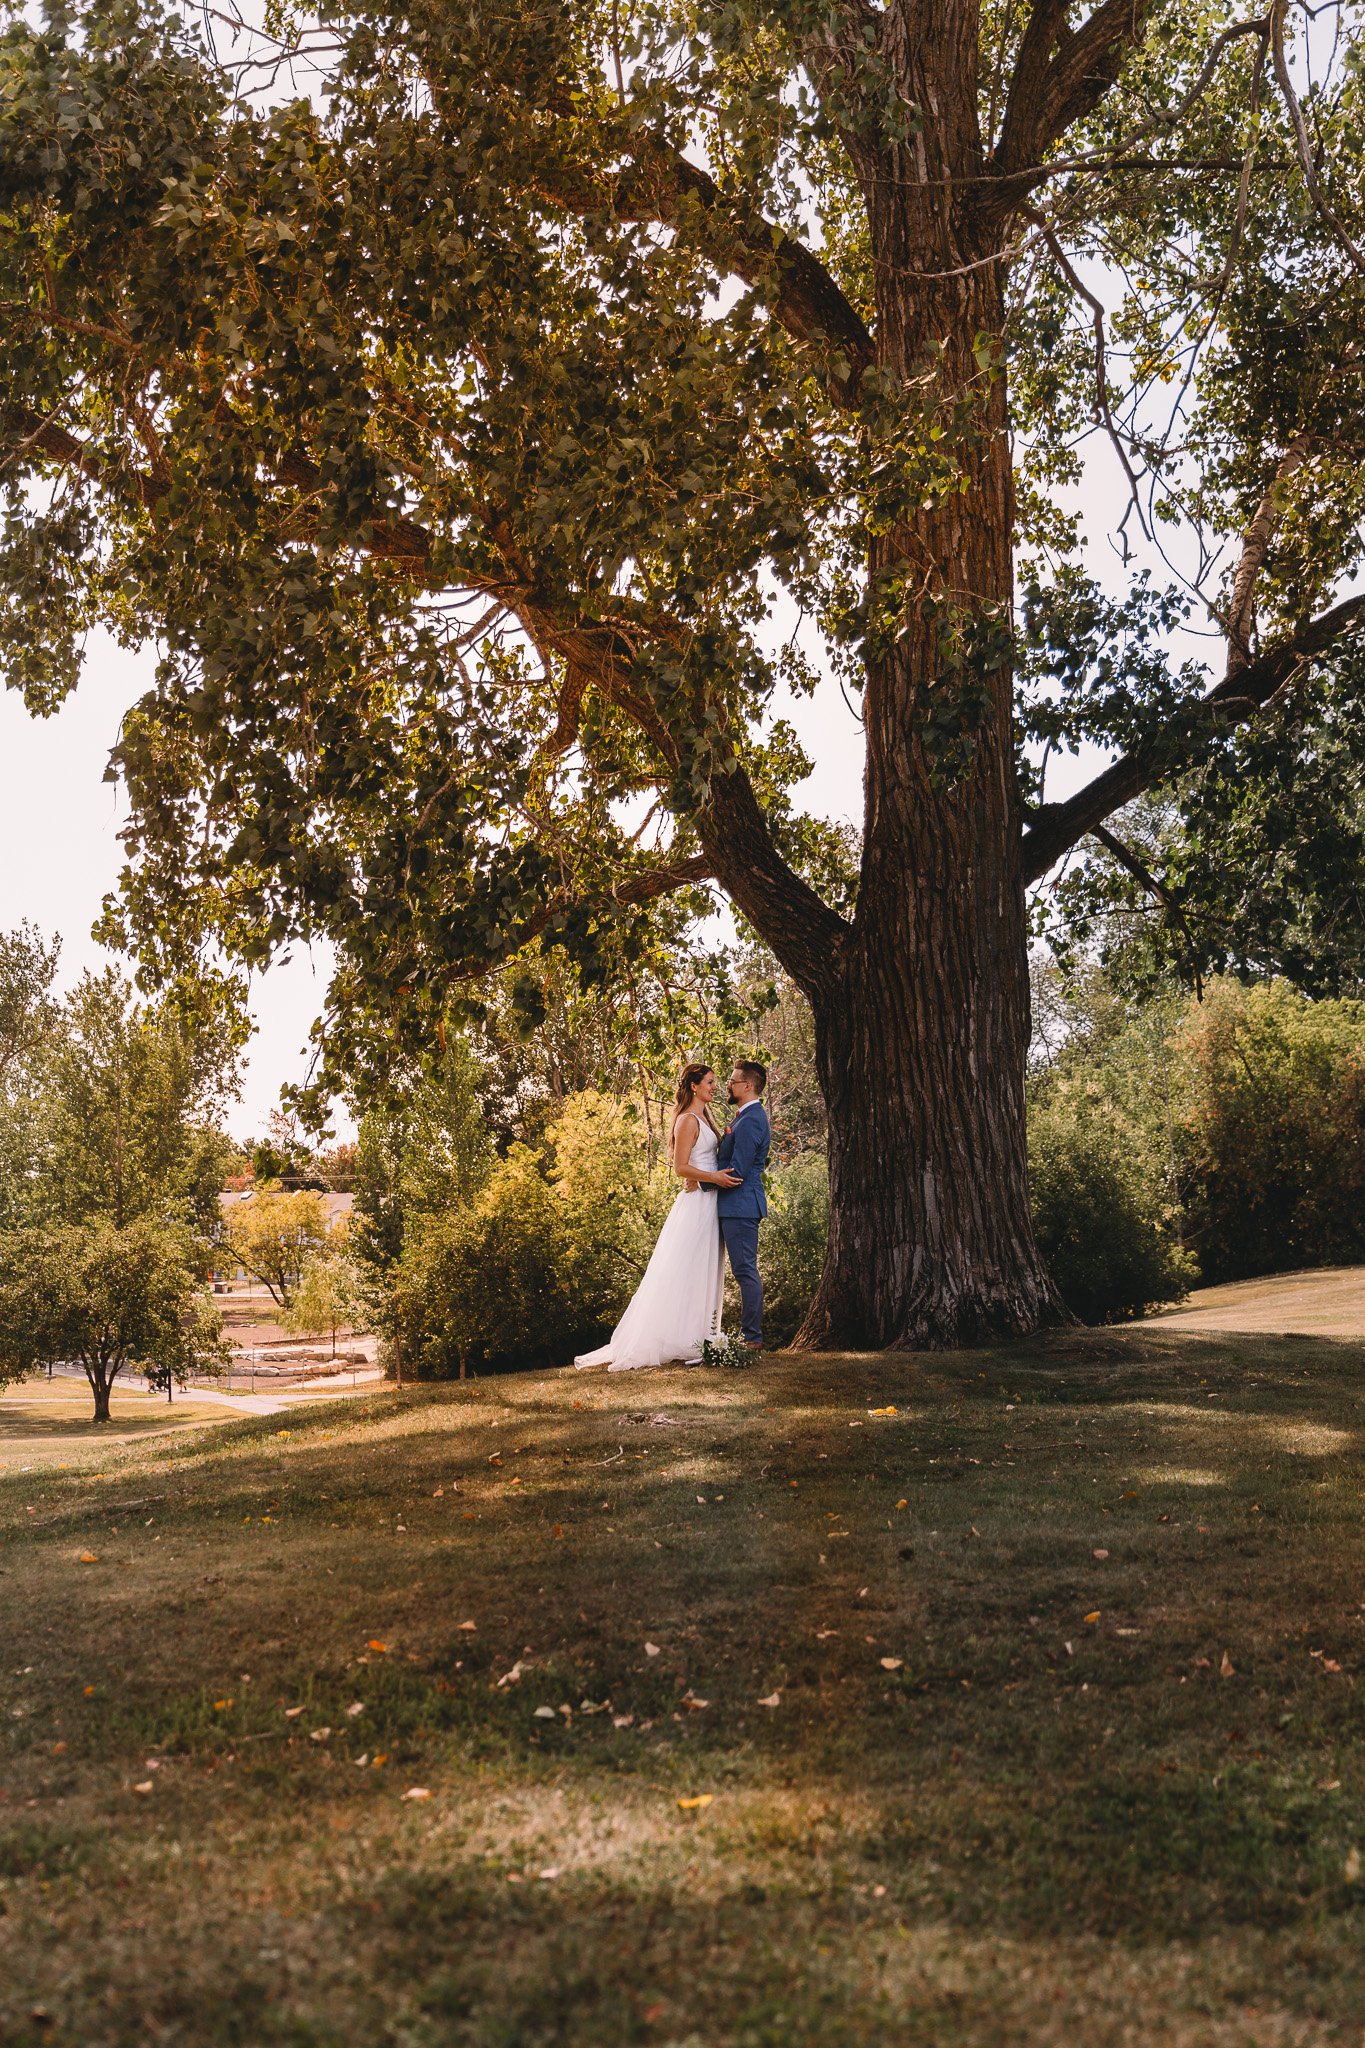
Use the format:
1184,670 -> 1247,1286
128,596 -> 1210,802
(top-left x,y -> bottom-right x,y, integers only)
715,1060 -> 772,1352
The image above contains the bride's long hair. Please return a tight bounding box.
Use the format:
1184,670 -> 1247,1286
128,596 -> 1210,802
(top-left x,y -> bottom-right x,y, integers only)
670,1062 -> 718,1164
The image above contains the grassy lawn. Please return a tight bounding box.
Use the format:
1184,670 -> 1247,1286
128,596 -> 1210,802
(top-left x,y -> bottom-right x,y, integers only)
2,1327 -> 1364,2045
0,1376 -> 241,1470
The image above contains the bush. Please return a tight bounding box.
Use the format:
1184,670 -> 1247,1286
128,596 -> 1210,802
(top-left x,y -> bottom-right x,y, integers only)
1028,1085 -> 1194,1322
393,1092 -> 667,1375
1171,980 -> 1365,1283
761,1153 -> 830,1346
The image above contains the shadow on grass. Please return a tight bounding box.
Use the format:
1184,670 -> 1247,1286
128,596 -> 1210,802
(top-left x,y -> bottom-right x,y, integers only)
4,1327 -> 1365,2044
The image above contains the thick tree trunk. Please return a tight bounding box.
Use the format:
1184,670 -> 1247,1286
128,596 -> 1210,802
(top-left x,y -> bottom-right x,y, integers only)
90,1369 -> 113,1423
791,74 -> 1063,1349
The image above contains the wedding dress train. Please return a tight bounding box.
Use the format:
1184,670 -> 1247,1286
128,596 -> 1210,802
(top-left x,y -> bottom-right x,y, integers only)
574,1122 -> 725,1371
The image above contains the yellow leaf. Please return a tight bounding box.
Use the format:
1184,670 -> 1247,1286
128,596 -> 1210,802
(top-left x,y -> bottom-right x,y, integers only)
896,1499 -> 907,1510
676,1794 -> 713,1811
367,1639 -> 388,1652
82,1685 -> 96,1698
213,1698 -> 234,1711
1083,1612 -> 1101,1625
78,1552 -> 99,1564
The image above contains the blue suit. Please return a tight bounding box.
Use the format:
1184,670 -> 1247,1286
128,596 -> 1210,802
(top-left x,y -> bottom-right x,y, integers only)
716,1102 -> 770,1344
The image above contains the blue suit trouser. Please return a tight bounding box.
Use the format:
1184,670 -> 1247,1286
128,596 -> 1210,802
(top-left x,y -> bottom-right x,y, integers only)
721,1216 -> 763,1345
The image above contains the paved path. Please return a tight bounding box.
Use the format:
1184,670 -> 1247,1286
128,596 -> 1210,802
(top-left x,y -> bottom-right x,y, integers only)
44,1362 -> 386,1417
1150,1265 -> 1365,1339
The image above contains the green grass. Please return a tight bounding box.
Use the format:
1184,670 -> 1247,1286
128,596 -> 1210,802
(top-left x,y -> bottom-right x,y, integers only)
2,1328 -> 1364,2045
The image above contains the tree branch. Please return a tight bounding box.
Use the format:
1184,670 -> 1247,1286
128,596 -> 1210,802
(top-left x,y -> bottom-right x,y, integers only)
1039,0 -> 1162,146
527,136 -> 875,404
1223,432 -> 1313,671
1020,591 -> 1365,881
1268,0 -> 1365,278
992,0 -> 1162,199
996,0 -> 1071,177
1088,822 -> 1205,995
4,404 -> 848,995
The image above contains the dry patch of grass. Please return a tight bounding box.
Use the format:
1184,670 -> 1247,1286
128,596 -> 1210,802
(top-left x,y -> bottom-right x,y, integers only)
2,1327 -> 1364,2045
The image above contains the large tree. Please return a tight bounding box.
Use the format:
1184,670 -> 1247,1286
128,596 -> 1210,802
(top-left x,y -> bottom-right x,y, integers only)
4,0 -> 1365,1345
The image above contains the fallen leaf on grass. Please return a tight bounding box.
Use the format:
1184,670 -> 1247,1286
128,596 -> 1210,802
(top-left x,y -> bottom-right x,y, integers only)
346,1701 -> 365,1718
1092,1549 -> 1110,1561
213,1698 -> 234,1711
676,1795 -> 713,1811
309,1727 -> 332,1743
681,1693 -> 709,1711
1220,1651 -> 1235,1679
1345,1847 -> 1362,1884
367,1640 -> 388,1653
284,1705 -> 305,1719
757,1691 -> 781,1708
879,1657 -> 903,1672
644,1642 -> 661,1658
403,1787 -> 432,1801
612,1713 -> 635,1729
533,1706 -> 556,1720
457,1619 -> 477,1631
1083,1612 -> 1101,1625
132,1781 -> 153,1795
868,1406 -> 898,1417
78,1552 -> 99,1564
82,1685 -> 96,1698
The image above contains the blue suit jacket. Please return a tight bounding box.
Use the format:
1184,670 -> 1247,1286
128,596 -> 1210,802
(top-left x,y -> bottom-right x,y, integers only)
715,1104 -> 771,1220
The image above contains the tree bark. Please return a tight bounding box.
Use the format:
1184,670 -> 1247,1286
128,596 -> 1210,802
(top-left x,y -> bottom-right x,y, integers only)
792,44 -> 1064,1349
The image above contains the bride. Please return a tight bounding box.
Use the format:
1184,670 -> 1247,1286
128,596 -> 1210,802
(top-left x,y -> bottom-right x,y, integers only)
574,1063 -> 740,1371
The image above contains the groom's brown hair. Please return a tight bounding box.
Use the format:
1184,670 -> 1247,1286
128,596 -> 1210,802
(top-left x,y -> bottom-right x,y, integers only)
735,1060 -> 767,1094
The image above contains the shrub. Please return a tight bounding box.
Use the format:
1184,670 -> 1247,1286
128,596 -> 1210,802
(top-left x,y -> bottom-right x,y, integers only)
761,1153 -> 830,1346
393,1092 -> 667,1375
1171,980 -> 1365,1283
1028,1085 -> 1194,1322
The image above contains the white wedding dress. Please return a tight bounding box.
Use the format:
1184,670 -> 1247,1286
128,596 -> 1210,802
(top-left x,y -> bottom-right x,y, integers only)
574,1120 -> 726,1371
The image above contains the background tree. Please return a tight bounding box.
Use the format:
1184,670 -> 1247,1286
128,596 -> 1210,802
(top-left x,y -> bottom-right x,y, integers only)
0,1216 -> 227,1422
0,923 -> 61,1230
283,1235 -> 358,1357
7,0 -> 1365,1345
38,968 -> 241,1233
219,1189 -> 331,1310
